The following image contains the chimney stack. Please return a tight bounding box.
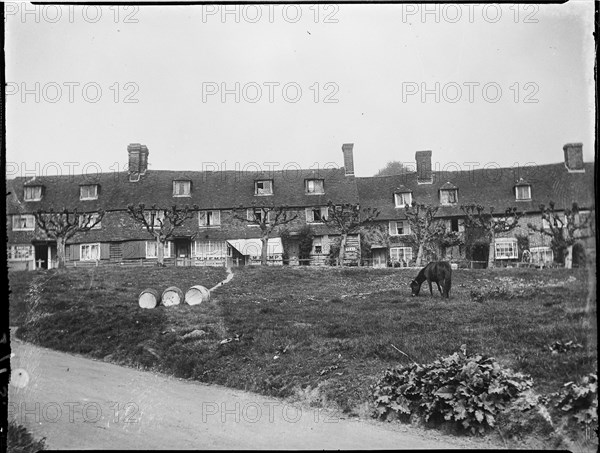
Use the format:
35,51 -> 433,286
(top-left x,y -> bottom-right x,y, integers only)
415,150 -> 432,183
128,143 -> 149,174
342,143 -> 355,176
563,143 -> 584,172
139,145 -> 149,174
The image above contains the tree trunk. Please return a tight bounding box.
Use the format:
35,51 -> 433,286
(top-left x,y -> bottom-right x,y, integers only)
261,234 -> 269,266
157,236 -> 165,266
487,230 -> 496,269
339,233 -> 347,267
564,244 -> 573,269
56,236 -> 67,269
415,243 -> 424,267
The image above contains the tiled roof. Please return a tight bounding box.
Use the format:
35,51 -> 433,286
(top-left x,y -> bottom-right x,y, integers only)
357,162 -> 595,220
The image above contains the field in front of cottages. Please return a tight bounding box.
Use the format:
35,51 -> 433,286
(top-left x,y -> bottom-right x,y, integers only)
9,265 -> 597,446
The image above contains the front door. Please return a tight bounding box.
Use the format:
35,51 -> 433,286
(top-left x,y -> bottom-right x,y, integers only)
173,239 -> 191,259
34,244 -> 48,269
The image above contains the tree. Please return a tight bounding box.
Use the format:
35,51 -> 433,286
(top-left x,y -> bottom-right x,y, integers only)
127,204 -> 197,266
322,201 -> 380,266
460,204 -> 522,268
233,203 -> 298,265
34,208 -> 105,269
527,202 -> 593,268
404,202 -> 455,266
373,161 -> 406,177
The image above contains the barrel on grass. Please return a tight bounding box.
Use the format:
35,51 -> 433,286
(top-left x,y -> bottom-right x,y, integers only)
162,286 -> 184,307
185,285 -> 211,305
139,288 -> 161,309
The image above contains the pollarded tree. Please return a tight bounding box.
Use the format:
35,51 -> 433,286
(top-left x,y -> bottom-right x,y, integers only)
527,201 -> 593,268
460,204 -> 522,269
34,208 -> 105,269
233,203 -> 298,265
404,202 -> 447,266
127,204 -> 197,266
322,201 -> 380,266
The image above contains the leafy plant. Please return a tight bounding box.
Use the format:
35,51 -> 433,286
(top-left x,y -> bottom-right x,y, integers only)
8,421 -> 46,453
554,373 -> 598,432
371,345 -> 533,434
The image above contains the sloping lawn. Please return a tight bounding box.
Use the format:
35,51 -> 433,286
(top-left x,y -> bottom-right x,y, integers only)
10,265 -> 597,445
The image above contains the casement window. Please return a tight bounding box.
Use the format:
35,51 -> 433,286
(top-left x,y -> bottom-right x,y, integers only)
440,189 -> 458,205
394,192 -> 412,208
542,218 -> 551,230
390,247 -> 413,264
305,207 -> 328,223
198,210 -> 221,227
313,236 -> 323,254
78,213 -> 102,230
305,179 -> 325,195
494,238 -> 518,259
24,186 -> 43,201
389,220 -> 410,236
255,180 -> 273,196
80,243 -> 101,261
530,246 -> 553,265
143,211 -> 165,229
247,208 -> 270,224
146,241 -> 171,259
80,184 -> 99,200
8,245 -> 34,261
173,180 -> 191,197
12,215 -> 35,231
515,185 -> 531,201
194,240 -> 228,259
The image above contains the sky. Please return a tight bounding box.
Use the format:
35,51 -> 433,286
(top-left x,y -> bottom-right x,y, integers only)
4,1 -> 596,178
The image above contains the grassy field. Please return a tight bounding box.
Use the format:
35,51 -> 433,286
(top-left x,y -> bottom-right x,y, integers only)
9,265 -> 597,446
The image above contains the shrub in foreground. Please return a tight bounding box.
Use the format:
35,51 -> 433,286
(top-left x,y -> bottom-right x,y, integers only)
554,373 -> 598,434
7,421 -> 46,453
372,345 -> 533,434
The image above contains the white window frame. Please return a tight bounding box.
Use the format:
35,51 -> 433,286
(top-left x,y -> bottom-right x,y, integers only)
390,247 -> 413,264
247,208 -> 270,225
194,240 -> 227,259
143,211 -> 165,229
305,207 -> 328,223
24,186 -> 42,201
440,189 -> 458,205
394,192 -> 412,208
313,236 -> 323,254
494,238 -> 518,260
145,241 -> 171,259
530,246 -> 553,264
305,179 -> 325,195
199,210 -> 221,227
254,180 -> 273,196
80,185 -> 99,201
515,185 -> 531,201
79,213 -> 102,230
389,220 -> 410,236
173,180 -> 191,197
12,214 -> 35,231
80,243 -> 101,261
8,245 -> 34,261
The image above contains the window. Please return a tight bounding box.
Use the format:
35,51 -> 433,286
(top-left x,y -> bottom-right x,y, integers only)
389,220 -> 410,236
199,210 -> 221,227
80,243 -> 101,261
530,246 -> 553,265
173,180 -> 191,197
313,236 -> 323,254
494,238 -> 518,260
12,215 -> 35,231
79,213 -> 102,230
8,245 -> 34,261
143,211 -> 165,229
450,218 -> 459,232
515,185 -> 531,200
305,179 -> 325,194
390,247 -> 413,264
542,218 -> 551,230
146,241 -> 171,258
394,192 -> 412,208
80,185 -> 99,200
247,208 -> 270,224
24,186 -> 42,201
305,207 -> 328,223
194,240 -> 227,259
255,180 -> 273,196
440,189 -> 458,205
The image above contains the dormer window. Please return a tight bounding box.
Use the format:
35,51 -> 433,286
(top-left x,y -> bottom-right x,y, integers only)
305,179 -> 324,195
24,186 -> 43,201
394,192 -> 412,208
173,180 -> 191,197
439,182 -> 458,205
515,180 -> 531,201
80,184 -> 99,200
255,180 -> 273,196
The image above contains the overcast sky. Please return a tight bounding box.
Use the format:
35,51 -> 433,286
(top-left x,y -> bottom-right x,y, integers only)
5,1 -> 595,178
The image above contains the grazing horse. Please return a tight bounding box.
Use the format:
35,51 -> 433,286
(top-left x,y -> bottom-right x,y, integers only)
410,261 -> 452,299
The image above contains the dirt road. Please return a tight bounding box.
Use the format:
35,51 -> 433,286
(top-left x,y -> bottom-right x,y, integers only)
9,339 -> 492,449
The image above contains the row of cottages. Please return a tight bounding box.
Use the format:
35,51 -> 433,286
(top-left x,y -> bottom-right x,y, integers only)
6,142 -> 595,270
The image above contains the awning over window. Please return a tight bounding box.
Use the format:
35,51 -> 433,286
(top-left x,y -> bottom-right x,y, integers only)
227,238 -> 283,256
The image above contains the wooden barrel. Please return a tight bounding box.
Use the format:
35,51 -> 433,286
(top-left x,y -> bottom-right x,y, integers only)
139,288 -> 160,309
185,285 -> 211,305
162,286 -> 184,307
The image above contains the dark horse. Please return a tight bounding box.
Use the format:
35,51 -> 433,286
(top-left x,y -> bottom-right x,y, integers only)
410,261 -> 452,299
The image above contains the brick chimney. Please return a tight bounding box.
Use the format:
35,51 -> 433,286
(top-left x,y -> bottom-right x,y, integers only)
342,143 -> 355,176
139,145 -> 149,174
415,150 -> 432,183
563,143 -> 584,172
128,143 -> 149,174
